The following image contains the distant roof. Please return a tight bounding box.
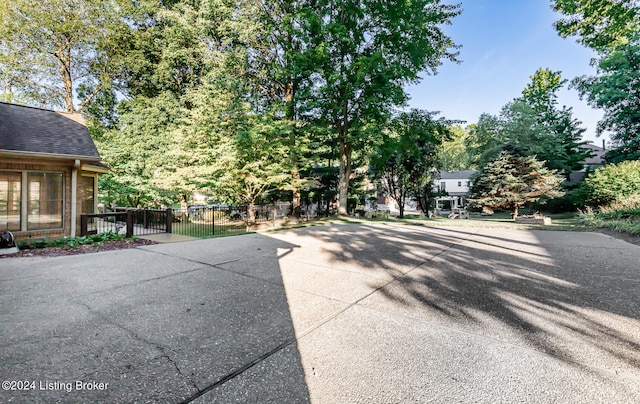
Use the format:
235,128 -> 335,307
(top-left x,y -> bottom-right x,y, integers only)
0,102 -> 100,160
583,142 -> 605,166
438,170 -> 477,179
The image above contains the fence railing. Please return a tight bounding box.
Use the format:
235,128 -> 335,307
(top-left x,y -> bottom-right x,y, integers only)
80,208 -> 171,237
80,203 -> 298,238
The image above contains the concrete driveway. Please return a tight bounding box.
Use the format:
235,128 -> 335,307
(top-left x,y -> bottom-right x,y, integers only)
1,223 -> 639,403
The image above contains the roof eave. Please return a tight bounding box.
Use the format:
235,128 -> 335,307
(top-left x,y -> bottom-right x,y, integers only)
0,149 -> 101,162
81,163 -> 110,174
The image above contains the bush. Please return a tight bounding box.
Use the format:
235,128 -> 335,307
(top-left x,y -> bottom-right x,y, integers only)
19,232 -> 127,250
579,196 -> 640,236
581,160 -> 640,206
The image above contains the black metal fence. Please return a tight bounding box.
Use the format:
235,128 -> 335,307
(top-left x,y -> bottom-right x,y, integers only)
80,203 -> 296,238
80,208 -> 171,237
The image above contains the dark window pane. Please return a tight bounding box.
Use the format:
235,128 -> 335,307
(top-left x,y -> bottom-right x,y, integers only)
27,172 -> 63,230
80,176 -> 95,214
0,172 -> 21,231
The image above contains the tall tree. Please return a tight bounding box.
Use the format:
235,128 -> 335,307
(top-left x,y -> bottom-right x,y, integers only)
470,69 -> 590,179
468,145 -> 564,218
249,0 -> 319,217
370,110 -> 453,218
553,1 -> 640,162
307,0 -> 460,214
0,0 -> 118,112
572,31 -> 640,162
552,0 -> 639,52
438,125 -> 475,171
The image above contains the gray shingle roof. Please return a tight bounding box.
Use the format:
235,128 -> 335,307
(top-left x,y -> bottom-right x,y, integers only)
0,102 -> 100,160
438,170 -> 477,179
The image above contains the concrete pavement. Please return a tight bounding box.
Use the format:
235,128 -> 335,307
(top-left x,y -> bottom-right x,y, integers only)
0,223 -> 639,403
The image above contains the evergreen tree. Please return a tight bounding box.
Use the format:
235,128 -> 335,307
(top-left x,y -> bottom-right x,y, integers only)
468,145 -> 564,218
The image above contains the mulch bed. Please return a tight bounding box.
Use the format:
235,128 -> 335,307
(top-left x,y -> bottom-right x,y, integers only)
0,238 -> 159,259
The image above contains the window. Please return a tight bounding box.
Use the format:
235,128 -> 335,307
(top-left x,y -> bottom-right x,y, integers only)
440,182 -> 446,191
27,172 -> 63,230
80,176 -> 95,214
0,172 -> 21,231
458,181 -> 462,187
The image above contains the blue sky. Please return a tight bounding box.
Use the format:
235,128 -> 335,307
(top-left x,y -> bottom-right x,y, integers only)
406,1 -> 606,145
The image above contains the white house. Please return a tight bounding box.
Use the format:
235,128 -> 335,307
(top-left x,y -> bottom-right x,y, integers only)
434,170 -> 477,212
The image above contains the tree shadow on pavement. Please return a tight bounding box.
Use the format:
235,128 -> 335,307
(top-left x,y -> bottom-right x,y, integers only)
291,223 -> 640,374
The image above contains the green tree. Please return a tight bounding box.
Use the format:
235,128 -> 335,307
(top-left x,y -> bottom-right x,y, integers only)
469,69 -> 590,179
438,125 -> 475,171
518,68 -> 590,178
212,116 -> 290,222
96,0 -> 266,210
307,0 -> 461,214
249,0 -> 321,217
581,160 -> 640,206
0,0 -> 119,112
468,145 -> 564,218
572,32 -> 640,162
552,0 -> 639,52
370,110 -> 453,218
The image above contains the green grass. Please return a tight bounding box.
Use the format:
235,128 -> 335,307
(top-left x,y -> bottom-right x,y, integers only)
169,208 -> 639,240
171,221 -> 251,238
320,211 -> 587,232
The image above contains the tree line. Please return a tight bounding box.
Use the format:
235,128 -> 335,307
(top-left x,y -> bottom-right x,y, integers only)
1,0 -> 638,217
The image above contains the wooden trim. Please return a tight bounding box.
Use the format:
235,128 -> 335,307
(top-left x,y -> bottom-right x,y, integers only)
0,149 -> 100,162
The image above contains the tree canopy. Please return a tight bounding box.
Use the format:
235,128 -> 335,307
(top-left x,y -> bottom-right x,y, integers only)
468,145 -> 565,218
0,0 -> 118,112
370,109 -> 454,217
469,68 -> 590,179
572,31 -> 640,162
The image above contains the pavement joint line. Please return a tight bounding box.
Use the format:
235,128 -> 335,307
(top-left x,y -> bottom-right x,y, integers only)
351,302 -> 640,383
66,264 -> 213,302
139,248 -> 301,289
179,338 -> 298,403
179,233 -> 468,402
278,258 -> 409,281
71,300 -> 201,392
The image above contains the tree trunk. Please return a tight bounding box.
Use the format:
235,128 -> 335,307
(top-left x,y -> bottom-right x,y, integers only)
511,204 -> 519,219
180,194 -> 189,222
338,136 -> 352,215
248,202 -> 256,223
56,43 -> 75,112
291,163 -> 301,218
285,76 -> 302,218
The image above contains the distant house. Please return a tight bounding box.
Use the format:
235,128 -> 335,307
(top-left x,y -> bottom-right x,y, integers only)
434,170 -> 477,211
0,102 -> 107,241
569,142 -> 606,182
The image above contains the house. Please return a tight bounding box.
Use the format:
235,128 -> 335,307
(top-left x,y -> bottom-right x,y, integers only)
569,142 -> 606,182
0,102 -> 107,241
434,170 -> 477,212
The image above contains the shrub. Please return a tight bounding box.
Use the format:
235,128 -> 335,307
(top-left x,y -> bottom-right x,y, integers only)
18,232 -> 127,250
581,160 -> 640,206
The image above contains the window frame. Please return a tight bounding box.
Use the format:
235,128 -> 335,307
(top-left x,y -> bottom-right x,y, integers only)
0,169 -> 65,232
0,170 -> 22,231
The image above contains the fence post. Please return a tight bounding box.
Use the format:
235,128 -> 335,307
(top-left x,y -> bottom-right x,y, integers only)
126,210 -> 134,238
212,207 -> 215,236
143,208 -> 149,229
166,208 -> 173,233
80,215 -> 88,236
